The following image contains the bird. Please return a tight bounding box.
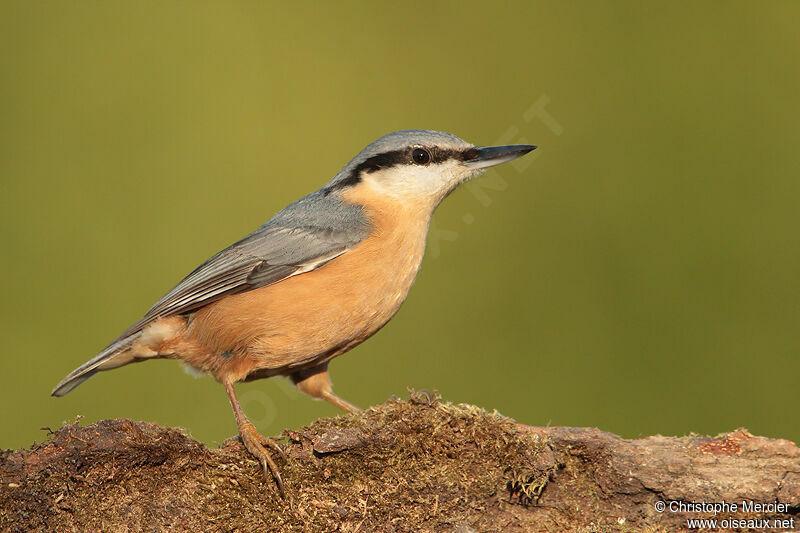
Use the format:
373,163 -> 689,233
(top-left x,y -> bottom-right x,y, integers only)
52,129 -> 536,492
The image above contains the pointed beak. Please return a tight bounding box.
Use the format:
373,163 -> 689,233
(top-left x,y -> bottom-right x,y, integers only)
463,144 -> 537,170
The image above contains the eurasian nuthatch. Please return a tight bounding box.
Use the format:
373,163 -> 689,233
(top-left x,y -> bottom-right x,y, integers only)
52,130 -> 536,491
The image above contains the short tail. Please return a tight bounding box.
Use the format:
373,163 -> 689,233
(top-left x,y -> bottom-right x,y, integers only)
51,334 -> 141,397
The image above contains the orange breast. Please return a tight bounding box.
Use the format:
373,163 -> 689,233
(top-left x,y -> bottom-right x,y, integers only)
180,184 -> 432,382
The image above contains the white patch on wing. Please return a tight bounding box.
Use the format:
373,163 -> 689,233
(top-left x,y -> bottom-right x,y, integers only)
289,250 -> 348,276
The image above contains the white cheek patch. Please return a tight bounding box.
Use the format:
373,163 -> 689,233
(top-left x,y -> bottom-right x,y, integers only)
367,162 -> 471,204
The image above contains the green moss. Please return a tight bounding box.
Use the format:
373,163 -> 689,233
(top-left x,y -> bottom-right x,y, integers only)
1,393 -> 668,532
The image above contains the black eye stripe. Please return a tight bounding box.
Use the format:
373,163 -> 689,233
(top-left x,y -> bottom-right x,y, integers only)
325,146 -> 479,194
351,150 -> 408,175
428,146 -> 479,164
353,147 -> 476,174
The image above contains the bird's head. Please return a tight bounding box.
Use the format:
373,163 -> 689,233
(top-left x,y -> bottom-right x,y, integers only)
327,130 -> 536,209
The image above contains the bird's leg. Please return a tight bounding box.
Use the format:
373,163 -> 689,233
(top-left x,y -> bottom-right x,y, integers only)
224,381 -> 286,494
291,363 -> 362,413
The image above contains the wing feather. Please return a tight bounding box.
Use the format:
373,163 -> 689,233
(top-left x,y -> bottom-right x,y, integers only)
51,190 -> 371,397
114,224 -> 364,342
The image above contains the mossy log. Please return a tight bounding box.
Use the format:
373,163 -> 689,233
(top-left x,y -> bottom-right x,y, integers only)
2,392 -> 798,532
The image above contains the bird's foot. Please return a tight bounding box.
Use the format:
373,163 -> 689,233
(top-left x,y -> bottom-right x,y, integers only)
237,420 -> 287,495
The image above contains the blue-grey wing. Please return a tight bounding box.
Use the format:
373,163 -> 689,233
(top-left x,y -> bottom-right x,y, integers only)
119,191 -> 372,340
126,231 -> 364,341
146,229 -> 345,315
52,188 -> 371,397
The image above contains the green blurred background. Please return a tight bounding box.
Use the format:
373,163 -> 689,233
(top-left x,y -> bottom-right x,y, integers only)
2,1 -> 799,451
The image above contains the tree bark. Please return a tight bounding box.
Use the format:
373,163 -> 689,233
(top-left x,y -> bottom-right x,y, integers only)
2,391 -> 798,532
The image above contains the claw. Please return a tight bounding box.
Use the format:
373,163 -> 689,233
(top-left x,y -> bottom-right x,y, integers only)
260,436 -> 288,461
224,382 -> 287,496
238,421 -> 285,496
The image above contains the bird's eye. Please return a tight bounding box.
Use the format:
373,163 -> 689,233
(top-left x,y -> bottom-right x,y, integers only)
412,148 -> 431,165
